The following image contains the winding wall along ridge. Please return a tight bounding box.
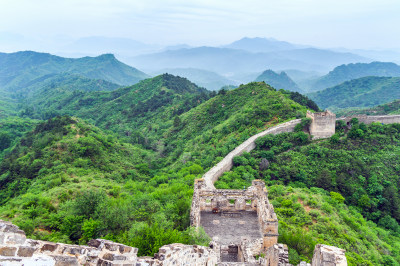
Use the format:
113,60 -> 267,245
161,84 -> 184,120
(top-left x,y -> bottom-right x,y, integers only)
203,119 -> 302,189
203,114 -> 400,189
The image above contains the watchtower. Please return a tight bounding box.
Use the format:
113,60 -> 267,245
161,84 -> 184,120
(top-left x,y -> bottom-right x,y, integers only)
307,110 -> 336,139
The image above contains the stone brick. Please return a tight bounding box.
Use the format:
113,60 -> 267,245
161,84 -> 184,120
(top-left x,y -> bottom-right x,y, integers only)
17,246 -> 36,257
41,243 -> 58,252
103,253 -> 127,261
62,246 -> 86,255
25,239 -> 40,247
104,242 -> 119,251
0,246 -> 17,256
119,245 -> 132,254
5,232 -> 26,245
1,223 -> 25,234
98,258 -> 114,266
88,239 -> 102,248
52,255 -> 79,266
87,248 -> 101,258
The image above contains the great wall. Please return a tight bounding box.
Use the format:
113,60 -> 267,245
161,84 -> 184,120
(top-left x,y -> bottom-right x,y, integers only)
1,112 -> 400,265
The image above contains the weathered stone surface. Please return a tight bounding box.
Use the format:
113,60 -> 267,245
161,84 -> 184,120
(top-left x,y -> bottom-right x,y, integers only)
104,242 -> 119,251
41,243 -> 59,252
17,246 -> 37,257
52,255 -> 79,266
119,245 -> 132,254
103,253 -> 127,261
311,244 -> 347,266
0,246 -> 17,256
61,245 -> 86,255
307,110 -> 336,139
4,232 -> 26,245
87,239 -> 102,248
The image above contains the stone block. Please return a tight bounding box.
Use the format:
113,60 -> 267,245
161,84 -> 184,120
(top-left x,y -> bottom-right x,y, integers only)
25,239 -> 40,247
61,246 -> 86,255
119,245 -> 132,254
5,232 -> 26,245
87,248 -> 101,258
1,222 -> 25,234
52,255 -> 79,266
103,252 -> 127,261
104,241 -> 119,251
17,246 -> 37,257
88,239 -> 102,248
0,246 -> 17,256
41,243 -> 59,252
98,258 -> 117,265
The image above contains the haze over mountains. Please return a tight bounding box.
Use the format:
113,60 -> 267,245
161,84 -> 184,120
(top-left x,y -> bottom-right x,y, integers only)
2,36 -> 400,110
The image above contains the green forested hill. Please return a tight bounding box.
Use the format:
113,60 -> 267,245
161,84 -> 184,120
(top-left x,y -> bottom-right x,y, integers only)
18,74 -> 213,142
0,82 -> 316,255
215,120 -> 400,265
16,73 -> 120,120
0,88 -> 18,117
1,68 -> 400,265
0,51 -> 149,90
308,76 -> 400,111
255,69 -> 302,92
0,116 -> 38,160
337,99 -> 400,117
17,75 -> 317,169
311,61 -> 400,91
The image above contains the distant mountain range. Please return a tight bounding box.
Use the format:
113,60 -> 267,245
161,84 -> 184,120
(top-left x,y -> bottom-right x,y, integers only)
151,68 -> 237,91
223,37 -> 306,53
0,51 -> 149,91
255,70 -> 301,92
310,62 -> 400,91
129,45 -> 369,75
309,76 -> 400,111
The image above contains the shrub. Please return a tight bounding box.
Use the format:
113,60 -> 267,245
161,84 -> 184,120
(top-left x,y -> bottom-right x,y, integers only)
330,191 -> 345,204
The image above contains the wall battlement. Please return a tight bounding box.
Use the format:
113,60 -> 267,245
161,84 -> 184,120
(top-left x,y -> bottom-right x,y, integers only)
0,220 -> 218,265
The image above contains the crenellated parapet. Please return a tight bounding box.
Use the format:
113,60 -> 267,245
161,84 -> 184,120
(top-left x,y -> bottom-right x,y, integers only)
0,220 -> 218,266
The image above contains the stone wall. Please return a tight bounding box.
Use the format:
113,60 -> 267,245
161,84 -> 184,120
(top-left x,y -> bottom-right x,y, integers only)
306,110 -> 336,139
202,119 -> 302,189
0,220 -> 218,266
338,114 -> 400,125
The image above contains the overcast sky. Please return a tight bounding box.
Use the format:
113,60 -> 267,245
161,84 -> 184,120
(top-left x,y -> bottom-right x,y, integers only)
1,0 -> 400,50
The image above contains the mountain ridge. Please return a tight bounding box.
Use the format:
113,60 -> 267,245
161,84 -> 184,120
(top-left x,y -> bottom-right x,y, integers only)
311,61 -> 400,91
255,69 -> 302,92
0,51 -> 149,91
